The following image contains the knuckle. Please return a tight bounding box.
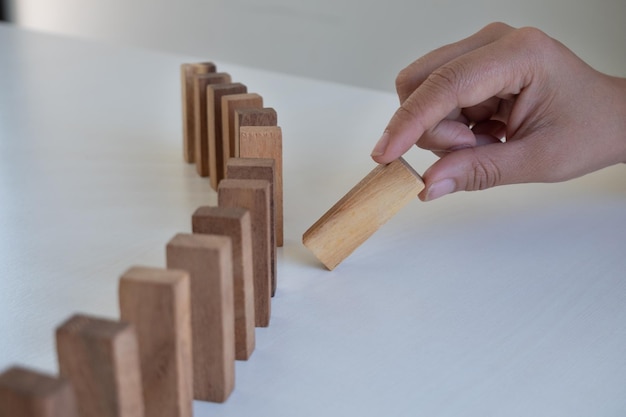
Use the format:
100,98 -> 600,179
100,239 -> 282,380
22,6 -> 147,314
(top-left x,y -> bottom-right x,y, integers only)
468,151 -> 502,191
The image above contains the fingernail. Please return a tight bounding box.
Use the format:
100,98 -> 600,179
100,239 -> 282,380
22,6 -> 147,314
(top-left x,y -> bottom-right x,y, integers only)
371,132 -> 390,157
425,179 -> 456,201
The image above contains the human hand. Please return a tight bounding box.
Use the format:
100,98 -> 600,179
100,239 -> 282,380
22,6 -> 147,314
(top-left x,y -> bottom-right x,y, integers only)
371,22 -> 626,201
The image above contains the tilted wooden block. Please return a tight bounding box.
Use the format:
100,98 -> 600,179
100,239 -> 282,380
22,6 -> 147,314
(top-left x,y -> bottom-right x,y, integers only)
233,107 -> 278,157
0,366 -> 78,417
55,314 -> 144,417
218,179 -> 271,327
239,126 -> 283,247
302,158 -> 425,270
165,233 -> 235,403
180,62 -> 216,163
226,158 -> 277,297
192,206 -> 256,360
193,72 -> 232,177
118,266 -> 193,417
208,83 -> 247,190
221,93 -> 263,175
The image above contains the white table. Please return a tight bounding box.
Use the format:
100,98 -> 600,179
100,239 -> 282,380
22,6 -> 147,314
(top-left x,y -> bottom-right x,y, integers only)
1,23 -> 625,416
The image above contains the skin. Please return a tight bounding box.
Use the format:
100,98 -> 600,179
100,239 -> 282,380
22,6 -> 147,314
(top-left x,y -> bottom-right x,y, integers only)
371,22 -> 626,201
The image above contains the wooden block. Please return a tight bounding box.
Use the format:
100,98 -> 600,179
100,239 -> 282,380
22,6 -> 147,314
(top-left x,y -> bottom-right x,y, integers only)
180,62 -> 216,163
233,108 -> 278,156
208,83 -> 247,190
55,314 -> 144,417
192,206 -> 255,360
226,158 -> 277,297
221,93 -> 263,175
165,233 -> 235,403
302,158 -> 425,270
239,126 -> 284,247
193,72 -> 232,177
0,366 -> 78,417
118,267 -> 193,417
218,179 -> 271,327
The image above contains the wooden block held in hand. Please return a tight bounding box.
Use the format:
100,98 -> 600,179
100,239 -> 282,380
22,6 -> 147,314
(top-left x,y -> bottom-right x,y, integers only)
303,158 -> 425,270
181,62 -> 216,163
192,206 -> 256,360
0,366 -> 78,417
118,267 -> 193,417
234,108 -> 277,158
221,93 -> 263,175
208,83 -> 247,190
165,233 -> 235,403
218,179 -> 271,327
226,158 -> 277,297
193,73 -> 232,177
55,314 -> 144,417
239,126 -> 283,247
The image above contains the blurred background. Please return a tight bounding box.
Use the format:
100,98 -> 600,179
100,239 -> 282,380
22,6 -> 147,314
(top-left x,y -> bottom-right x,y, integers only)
2,0 -> 626,91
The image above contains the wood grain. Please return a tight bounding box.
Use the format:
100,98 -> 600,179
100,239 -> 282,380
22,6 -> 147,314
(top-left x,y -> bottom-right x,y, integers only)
180,62 -> 215,163
0,366 -> 78,417
218,179 -> 272,327
221,93 -> 263,175
192,206 -> 256,360
239,126 -> 283,247
302,158 -> 425,270
233,107 -> 277,157
165,233 -> 235,403
118,266 -> 193,417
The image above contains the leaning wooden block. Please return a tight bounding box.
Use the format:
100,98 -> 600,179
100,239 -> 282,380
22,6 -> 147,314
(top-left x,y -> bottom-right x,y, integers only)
0,366 -> 78,417
193,72 -> 232,177
181,62 -> 216,163
239,126 -> 283,247
302,158 -> 425,270
55,314 -> 144,417
118,266 -> 193,417
192,206 -> 256,360
165,233 -> 235,403
218,179 -> 271,327
226,158 -> 277,297
233,107 -> 278,157
221,93 -> 263,175
208,83 -> 247,190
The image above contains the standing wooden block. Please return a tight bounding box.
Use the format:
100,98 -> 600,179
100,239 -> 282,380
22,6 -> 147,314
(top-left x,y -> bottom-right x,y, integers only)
180,62 -> 216,163
208,83 -> 247,190
233,108 -> 278,157
302,158 -> 425,270
118,267 -> 193,417
221,93 -> 263,175
218,179 -> 271,327
192,206 -> 255,360
239,126 -> 284,247
55,314 -> 144,417
165,234 -> 235,403
0,366 -> 78,417
226,158 -> 277,297
193,72 -> 232,177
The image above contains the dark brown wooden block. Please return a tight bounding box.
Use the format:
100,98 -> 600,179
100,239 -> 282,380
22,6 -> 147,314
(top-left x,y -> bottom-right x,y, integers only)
218,179 -> 271,327
192,206 -> 256,360
181,62 -> 216,163
233,108 -> 278,157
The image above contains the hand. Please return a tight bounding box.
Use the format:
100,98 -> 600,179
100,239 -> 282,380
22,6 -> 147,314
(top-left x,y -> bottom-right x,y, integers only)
371,22 -> 626,201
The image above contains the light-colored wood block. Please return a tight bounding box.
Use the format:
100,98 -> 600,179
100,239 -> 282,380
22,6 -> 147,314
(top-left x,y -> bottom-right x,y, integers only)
221,93 -> 263,175
192,206 -> 256,360
55,314 -> 144,417
0,366 -> 78,417
226,158 -> 277,297
218,179 -> 271,327
208,83 -> 247,190
165,233 -> 235,403
118,267 -> 193,417
233,108 -> 278,157
180,62 -> 215,163
302,158 -> 425,270
193,72 -> 232,177
239,126 -> 283,247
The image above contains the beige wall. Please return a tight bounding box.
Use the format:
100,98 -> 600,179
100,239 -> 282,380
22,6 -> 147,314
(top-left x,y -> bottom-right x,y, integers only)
9,0 -> 626,91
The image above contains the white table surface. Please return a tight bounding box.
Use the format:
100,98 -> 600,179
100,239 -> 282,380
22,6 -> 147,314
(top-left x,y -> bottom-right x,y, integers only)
1,23 -> 625,416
